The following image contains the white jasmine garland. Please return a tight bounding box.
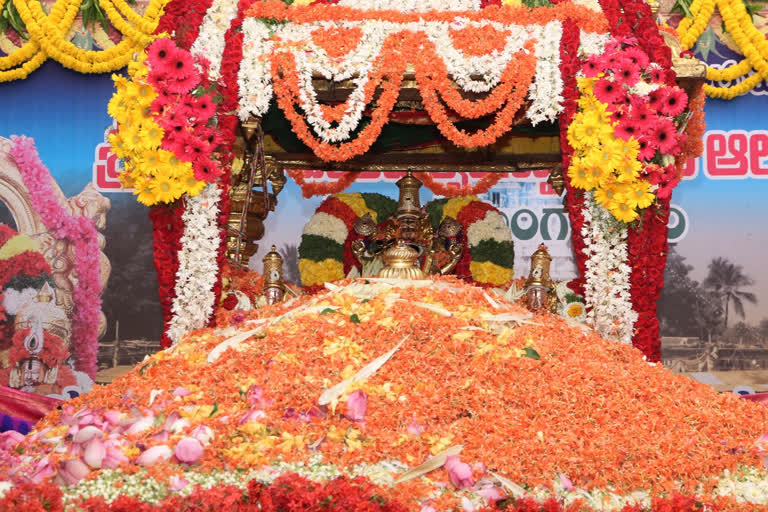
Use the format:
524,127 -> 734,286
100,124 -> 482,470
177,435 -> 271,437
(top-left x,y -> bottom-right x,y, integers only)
237,18 -> 571,132
303,212 -> 349,245
466,210 -> 510,247
578,31 -> 610,58
526,21 -> 565,126
190,0 -> 241,79
580,191 -> 636,344
167,184 -> 222,344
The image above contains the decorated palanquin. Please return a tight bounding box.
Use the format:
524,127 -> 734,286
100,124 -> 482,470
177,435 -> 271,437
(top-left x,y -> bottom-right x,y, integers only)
103,0 -> 706,359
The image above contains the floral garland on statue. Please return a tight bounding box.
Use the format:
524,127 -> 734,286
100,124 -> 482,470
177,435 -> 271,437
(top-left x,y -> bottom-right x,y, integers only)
287,170 -> 362,199
299,194 -> 514,289
8,136 -> 102,379
299,193 -> 397,289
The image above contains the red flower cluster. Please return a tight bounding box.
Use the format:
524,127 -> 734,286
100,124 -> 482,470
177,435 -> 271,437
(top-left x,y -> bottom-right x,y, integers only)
153,0 -> 213,51
597,0 -> 672,70
147,38 -> 224,184
148,204 -> 185,348
626,200 -> 670,361
558,20 -> 586,297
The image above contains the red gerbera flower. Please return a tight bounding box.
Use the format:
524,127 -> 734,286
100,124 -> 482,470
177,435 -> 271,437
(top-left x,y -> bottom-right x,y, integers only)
622,47 -> 650,69
193,158 -> 223,183
637,134 -> 657,161
191,95 -> 217,123
168,51 -> 196,80
659,86 -> 688,117
614,60 -> 641,87
615,117 -> 641,141
647,88 -> 667,112
648,66 -> 665,84
593,78 -> 625,105
146,38 -> 179,72
186,138 -> 214,163
608,105 -> 628,124
583,56 -> 602,78
647,118 -> 680,154
628,96 -> 656,129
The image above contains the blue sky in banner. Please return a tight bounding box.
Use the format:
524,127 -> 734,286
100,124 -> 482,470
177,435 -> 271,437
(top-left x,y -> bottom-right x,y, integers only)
0,61 -> 116,197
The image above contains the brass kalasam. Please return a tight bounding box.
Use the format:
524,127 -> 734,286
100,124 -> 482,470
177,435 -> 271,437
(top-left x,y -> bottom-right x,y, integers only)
378,240 -> 425,280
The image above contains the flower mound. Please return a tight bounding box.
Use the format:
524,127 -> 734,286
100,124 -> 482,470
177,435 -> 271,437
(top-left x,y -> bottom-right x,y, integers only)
2,278 -> 768,510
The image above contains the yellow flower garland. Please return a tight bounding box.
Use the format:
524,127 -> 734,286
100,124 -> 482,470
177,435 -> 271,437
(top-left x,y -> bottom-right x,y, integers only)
677,0 -> 768,99
0,0 -> 167,82
335,193 -> 378,222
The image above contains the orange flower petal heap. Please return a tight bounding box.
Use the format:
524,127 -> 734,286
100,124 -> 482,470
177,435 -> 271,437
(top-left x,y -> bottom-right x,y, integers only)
3,277 -> 768,509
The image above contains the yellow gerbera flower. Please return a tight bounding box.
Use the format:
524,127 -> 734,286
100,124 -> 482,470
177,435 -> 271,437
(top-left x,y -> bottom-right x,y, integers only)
594,182 -> 623,211
570,112 -> 612,147
108,132 -> 128,159
134,179 -> 158,206
614,137 -> 640,159
625,180 -> 656,209
615,157 -> 642,183
609,200 -> 639,223
153,174 -> 181,204
586,143 -> 622,172
183,173 -> 207,197
567,158 -> 596,190
138,120 -> 164,149
125,81 -> 157,107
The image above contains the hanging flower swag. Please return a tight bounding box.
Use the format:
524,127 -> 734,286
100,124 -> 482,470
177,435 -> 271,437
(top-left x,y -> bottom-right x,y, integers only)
299,193 -> 514,290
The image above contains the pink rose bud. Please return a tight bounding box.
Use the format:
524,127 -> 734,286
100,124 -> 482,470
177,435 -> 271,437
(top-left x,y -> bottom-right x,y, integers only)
136,445 -> 172,466
103,411 -> 122,425
58,458 -> 90,486
478,485 -> 503,503
445,455 -> 474,490
0,431 -> 25,450
102,442 -> 129,469
173,387 -> 192,397
345,390 -> 368,422
73,425 -> 103,444
174,437 -> 203,464
83,438 -> 106,469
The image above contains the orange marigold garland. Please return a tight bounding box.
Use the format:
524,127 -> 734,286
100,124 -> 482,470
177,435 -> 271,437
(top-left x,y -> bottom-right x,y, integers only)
417,172 -> 506,197
287,169 -> 362,198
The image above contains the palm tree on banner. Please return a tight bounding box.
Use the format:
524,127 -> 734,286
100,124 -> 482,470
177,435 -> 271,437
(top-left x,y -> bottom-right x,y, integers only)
703,257 -> 757,328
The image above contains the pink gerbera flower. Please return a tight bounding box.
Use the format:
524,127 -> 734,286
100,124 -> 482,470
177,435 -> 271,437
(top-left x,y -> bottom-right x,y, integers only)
628,97 -> 656,129
636,134 -> 657,161
583,56 -> 602,78
622,47 -> 650,69
186,138 -> 213,163
659,86 -> 688,117
146,38 -> 179,72
615,117 -> 641,141
648,66 -> 665,84
647,88 -> 667,112
162,74 -> 199,95
614,60 -> 641,87
593,78 -> 625,105
193,158 -> 223,183
190,95 -> 216,123
168,51 -> 196,80
647,118 -> 680,154
608,105 -> 628,124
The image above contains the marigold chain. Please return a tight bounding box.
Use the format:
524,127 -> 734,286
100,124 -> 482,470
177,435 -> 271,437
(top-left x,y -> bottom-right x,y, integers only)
0,0 -> 168,83
677,0 -> 768,99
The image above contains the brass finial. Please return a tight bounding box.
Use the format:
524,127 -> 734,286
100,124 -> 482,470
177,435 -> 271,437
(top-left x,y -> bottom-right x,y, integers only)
395,171 -> 423,219
525,244 -> 553,288
263,245 -> 285,304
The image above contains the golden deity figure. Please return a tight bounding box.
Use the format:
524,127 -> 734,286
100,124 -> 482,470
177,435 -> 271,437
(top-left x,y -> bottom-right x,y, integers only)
350,172 -> 464,279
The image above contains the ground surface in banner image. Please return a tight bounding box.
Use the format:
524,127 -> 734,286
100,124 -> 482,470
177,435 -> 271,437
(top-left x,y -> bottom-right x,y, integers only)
5,276 -> 768,510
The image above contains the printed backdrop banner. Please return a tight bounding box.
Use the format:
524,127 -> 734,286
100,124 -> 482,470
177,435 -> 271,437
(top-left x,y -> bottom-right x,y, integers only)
0,61 -> 163,400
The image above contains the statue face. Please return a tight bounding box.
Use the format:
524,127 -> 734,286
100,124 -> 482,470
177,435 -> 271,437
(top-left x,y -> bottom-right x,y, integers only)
22,358 -> 43,387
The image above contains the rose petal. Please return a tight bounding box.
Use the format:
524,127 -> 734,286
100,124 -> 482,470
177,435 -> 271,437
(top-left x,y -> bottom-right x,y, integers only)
174,438 -> 203,464
136,445 -> 172,467
83,438 -> 106,469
